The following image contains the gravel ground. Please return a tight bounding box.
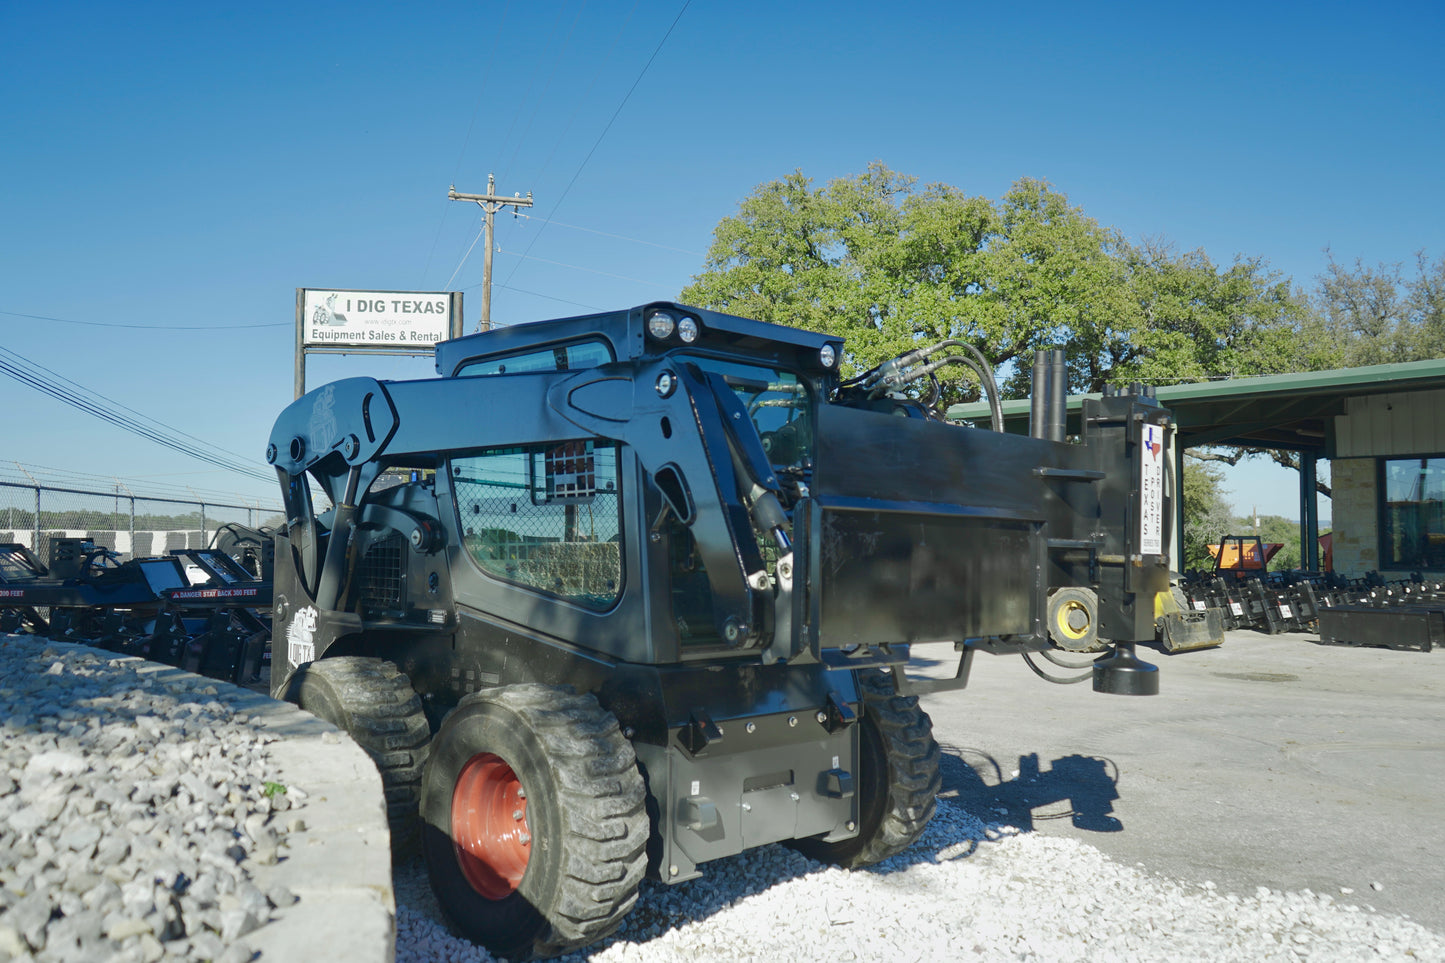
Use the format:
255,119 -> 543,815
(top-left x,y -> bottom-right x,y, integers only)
396,784 -> 1445,963
8,632 -> 1445,962
0,636 -> 301,962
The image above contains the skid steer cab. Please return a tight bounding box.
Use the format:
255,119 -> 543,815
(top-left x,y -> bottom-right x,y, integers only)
267,302 -> 1170,959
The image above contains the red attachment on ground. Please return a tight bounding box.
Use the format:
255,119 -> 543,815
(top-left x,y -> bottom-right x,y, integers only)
451,752 -> 531,899
1208,538 -> 1284,570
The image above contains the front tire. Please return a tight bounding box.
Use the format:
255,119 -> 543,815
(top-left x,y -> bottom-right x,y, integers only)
421,684 -> 648,961
288,656 -> 431,858
786,670 -> 941,867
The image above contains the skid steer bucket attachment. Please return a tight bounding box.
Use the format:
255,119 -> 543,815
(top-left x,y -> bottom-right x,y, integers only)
1155,586 -> 1224,652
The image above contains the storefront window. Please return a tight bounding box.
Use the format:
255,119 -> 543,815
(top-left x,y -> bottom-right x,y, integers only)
1380,456 -> 1445,570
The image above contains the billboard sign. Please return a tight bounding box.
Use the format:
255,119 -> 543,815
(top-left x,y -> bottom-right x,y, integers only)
300,288 -> 456,349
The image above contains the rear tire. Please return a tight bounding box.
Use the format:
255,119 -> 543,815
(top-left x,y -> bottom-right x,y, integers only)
421,684 -> 648,961
289,656 -> 430,859
785,670 -> 941,867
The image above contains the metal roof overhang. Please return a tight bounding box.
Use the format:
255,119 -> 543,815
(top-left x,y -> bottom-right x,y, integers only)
945,359 -> 1445,572
946,358 -> 1445,456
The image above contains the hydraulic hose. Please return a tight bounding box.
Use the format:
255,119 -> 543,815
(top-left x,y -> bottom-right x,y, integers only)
847,336 -> 1005,432
912,353 -> 1002,431
1021,651 -> 1093,685
917,339 -> 1004,432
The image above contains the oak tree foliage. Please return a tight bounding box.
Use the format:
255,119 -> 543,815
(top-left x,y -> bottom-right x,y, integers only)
680,163 -> 1318,401
1312,250 -> 1445,366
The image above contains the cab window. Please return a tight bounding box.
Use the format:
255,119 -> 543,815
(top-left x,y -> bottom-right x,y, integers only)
458,340 -> 612,377
451,441 -> 623,609
681,356 -> 813,474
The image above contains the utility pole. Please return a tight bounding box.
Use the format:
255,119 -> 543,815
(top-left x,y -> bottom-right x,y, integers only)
449,174 -> 534,331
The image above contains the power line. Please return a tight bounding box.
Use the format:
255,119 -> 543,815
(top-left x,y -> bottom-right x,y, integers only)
530,2 -> 641,187
4,347 -> 260,467
495,284 -> 603,312
515,212 -> 702,256
501,0 -> 692,289
498,0 -> 588,188
0,346 -> 272,483
487,248 -> 675,289
0,461 -> 278,506
444,223 -> 488,291
0,309 -> 288,331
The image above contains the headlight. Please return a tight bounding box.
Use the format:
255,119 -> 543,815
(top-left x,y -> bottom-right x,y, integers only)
677,316 -> 700,343
819,344 -> 837,368
647,310 -> 676,340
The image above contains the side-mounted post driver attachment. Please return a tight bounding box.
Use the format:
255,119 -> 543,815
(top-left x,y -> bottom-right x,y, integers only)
1092,642 -> 1159,695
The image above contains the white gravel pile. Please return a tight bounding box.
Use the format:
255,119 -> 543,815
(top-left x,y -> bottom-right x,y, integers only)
396,788 -> 1445,963
0,636 -> 300,962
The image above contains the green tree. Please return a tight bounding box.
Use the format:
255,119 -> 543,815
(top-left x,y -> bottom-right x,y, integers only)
681,164 -> 1313,400
1180,459 -> 1239,571
1253,514 -> 1305,572
1314,252 -> 1408,365
1114,241 -> 1319,387
680,164 -> 1136,403
1312,250 -> 1445,365
1403,252 -> 1445,360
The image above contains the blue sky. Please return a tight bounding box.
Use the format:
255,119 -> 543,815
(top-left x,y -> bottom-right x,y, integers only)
2,0 -> 1440,519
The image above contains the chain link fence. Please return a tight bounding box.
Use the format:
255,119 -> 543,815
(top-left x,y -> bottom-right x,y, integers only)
0,480 -> 283,565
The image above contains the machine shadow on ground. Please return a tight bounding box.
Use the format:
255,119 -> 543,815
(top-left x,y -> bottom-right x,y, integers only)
938,744 -> 1123,836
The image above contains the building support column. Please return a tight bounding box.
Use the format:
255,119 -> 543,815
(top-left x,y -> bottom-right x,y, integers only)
1300,451 -> 1320,571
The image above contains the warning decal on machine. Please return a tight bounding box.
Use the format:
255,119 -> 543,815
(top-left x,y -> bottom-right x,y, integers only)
169,587 -> 261,601
287,605 -> 318,668
1140,423 -> 1165,556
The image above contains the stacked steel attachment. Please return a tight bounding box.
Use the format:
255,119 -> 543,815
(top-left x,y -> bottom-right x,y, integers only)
1313,577 -> 1445,652
1180,570 -> 1320,635
1179,555 -> 1443,652
0,534 -> 273,686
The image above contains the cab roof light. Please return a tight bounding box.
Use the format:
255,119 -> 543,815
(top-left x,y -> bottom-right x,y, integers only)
646,310 -> 676,340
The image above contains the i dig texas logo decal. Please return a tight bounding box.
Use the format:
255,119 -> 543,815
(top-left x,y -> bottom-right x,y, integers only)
1139,424 -> 1164,556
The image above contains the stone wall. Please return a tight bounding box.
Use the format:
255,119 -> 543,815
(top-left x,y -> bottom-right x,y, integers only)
1329,457 -> 1378,577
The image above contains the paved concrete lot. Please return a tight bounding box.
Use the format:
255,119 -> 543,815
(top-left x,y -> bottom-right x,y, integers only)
918,631 -> 1445,931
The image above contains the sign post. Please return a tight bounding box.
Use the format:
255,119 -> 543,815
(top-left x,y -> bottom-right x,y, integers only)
294,289 -> 463,399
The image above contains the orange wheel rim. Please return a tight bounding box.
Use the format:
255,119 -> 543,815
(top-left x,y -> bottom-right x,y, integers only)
452,753 -> 531,899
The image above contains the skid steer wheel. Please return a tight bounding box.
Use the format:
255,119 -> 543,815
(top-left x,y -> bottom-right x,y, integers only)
1047,586 -> 1105,653
421,684 -> 648,961
289,656 -> 430,859
785,670 -> 942,868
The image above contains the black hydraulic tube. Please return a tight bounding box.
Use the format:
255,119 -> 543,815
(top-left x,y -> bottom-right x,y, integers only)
1046,348 -> 1067,443
313,465 -> 361,611
1029,350 -> 1048,439
279,467 -> 320,596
